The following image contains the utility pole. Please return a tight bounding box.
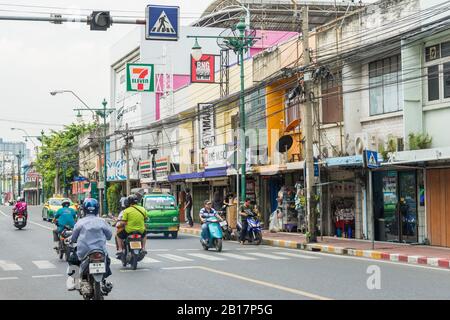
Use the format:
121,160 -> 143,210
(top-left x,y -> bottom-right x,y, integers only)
124,123 -> 134,196
17,150 -> 22,198
302,6 -> 317,243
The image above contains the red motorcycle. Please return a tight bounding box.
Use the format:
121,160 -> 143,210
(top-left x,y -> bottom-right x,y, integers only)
13,203 -> 28,230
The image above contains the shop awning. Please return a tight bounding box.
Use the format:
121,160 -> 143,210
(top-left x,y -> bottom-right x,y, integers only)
325,155 -> 363,167
168,172 -> 204,182
382,147 -> 450,166
204,166 -> 227,178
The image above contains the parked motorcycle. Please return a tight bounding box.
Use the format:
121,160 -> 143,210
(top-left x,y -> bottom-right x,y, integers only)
67,245 -> 112,301
236,211 -> 263,245
217,207 -> 232,240
121,232 -> 145,270
200,216 -> 223,252
13,209 -> 27,230
56,226 -> 73,261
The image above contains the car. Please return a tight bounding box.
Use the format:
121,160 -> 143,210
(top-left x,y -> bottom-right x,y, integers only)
142,193 -> 180,238
42,197 -> 78,221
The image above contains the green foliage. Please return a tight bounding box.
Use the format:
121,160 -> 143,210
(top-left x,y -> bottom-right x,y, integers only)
408,132 -> 432,150
378,135 -> 398,160
35,123 -> 96,199
107,183 -> 122,216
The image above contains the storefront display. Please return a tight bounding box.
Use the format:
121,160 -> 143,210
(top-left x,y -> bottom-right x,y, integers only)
330,182 -> 356,238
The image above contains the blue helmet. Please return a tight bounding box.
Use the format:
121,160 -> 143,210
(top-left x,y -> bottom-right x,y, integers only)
83,198 -> 99,215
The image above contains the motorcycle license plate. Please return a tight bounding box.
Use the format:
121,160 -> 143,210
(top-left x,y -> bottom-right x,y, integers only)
219,221 -> 227,227
89,263 -> 105,274
129,241 -> 142,249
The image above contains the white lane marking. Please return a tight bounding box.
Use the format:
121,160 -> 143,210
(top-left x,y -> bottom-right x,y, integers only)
262,246 -> 282,250
161,266 -> 197,270
0,208 -> 52,230
142,257 -> 161,263
246,252 -> 290,260
0,277 -> 19,281
32,261 -> 57,269
0,210 -> 8,217
110,258 -> 122,265
0,260 -> 23,271
235,248 -> 257,251
187,253 -> 226,261
157,254 -> 194,262
220,253 -> 257,261
32,274 -> 63,279
148,249 -> 170,252
163,266 -> 331,300
273,252 -> 320,260
176,248 -> 201,251
119,269 -> 149,273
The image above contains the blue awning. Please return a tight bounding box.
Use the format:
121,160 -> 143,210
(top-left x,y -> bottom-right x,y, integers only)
168,172 -> 204,182
325,155 -> 363,167
204,166 -> 227,178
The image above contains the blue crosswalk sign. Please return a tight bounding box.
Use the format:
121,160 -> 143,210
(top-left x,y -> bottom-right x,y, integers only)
146,5 -> 179,41
365,150 -> 379,169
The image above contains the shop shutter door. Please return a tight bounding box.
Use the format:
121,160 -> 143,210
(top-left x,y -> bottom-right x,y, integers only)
426,169 -> 450,247
192,186 -> 210,224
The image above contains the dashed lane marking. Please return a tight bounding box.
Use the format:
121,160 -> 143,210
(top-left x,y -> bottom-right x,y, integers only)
246,252 -> 290,260
273,252 -> 320,260
187,253 -> 226,261
0,260 -> 23,271
0,277 -> 19,281
32,260 -> 57,269
220,253 -> 257,261
142,257 -> 161,263
32,274 -> 63,279
157,254 -> 194,262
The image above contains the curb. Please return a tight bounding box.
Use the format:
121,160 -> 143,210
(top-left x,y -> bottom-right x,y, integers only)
179,228 -> 450,269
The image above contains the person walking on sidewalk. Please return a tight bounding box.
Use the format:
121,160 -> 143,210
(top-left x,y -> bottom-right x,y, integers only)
184,188 -> 193,227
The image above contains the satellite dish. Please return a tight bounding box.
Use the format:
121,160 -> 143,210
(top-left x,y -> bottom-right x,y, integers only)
284,119 -> 301,133
276,135 -> 293,153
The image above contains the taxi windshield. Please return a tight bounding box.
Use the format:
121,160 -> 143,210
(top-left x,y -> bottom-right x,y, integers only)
144,196 -> 176,210
49,199 -> 63,206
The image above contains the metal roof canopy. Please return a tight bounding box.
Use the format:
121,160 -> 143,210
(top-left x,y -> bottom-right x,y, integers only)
193,0 -> 365,32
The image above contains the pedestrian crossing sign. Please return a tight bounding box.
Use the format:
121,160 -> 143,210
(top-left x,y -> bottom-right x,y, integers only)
146,5 -> 179,41
365,150 -> 379,169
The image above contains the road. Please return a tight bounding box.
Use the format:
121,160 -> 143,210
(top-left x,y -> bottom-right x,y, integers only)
0,205 -> 449,300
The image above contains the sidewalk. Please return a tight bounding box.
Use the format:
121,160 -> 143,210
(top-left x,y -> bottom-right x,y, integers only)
179,223 -> 450,270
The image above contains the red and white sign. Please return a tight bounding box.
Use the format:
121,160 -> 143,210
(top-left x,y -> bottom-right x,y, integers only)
191,54 -> 215,83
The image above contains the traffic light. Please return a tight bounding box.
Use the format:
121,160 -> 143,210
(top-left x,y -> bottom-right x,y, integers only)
90,11 -> 111,31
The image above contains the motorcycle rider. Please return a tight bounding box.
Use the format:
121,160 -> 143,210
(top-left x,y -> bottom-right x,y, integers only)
12,197 -> 27,221
116,194 -> 148,258
70,198 -> 112,292
199,200 -> 223,245
114,197 -> 129,257
52,199 -> 77,249
239,198 -> 253,245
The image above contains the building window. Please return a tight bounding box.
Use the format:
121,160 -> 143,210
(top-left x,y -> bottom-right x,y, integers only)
284,86 -> 302,128
425,40 -> 450,103
369,55 -> 402,115
321,71 -> 343,124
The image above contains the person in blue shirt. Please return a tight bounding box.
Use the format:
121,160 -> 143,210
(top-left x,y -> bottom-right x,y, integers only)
199,200 -> 223,244
52,199 -> 77,248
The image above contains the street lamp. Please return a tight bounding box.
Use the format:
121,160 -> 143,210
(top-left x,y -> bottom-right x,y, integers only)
188,18 -> 257,203
50,90 -> 97,119
74,99 -> 115,215
11,128 -> 37,148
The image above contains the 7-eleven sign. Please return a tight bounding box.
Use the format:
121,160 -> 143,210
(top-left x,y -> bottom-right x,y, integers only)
126,63 -> 154,92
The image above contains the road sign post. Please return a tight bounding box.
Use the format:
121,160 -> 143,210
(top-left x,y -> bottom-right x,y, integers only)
146,5 -> 179,41
364,150 -> 379,250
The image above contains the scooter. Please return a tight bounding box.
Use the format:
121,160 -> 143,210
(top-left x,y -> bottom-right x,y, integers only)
217,205 -> 232,240
13,209 -> 27,230
121,232 -> 146,270
200,216 -> 223,252
236,212 -> 262,245
56,226 -> 73,261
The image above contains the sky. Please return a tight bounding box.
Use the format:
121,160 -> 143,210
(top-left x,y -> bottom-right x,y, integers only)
0,0 -> 209,154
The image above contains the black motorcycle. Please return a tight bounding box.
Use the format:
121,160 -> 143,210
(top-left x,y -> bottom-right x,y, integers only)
121,232 -> 145,270
13,210 -> 27,230
236,211 -> 263,245
217,205 -> 232,240
56,226 -> 73,261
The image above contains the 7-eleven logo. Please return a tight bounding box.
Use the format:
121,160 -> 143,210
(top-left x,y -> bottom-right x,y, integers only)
126,64 -> 154,92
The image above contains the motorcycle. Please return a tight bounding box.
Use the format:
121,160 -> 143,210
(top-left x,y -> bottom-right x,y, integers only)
236,211 -> 263,245
121,232 -> 145,270
217,206 -> 232,240
200,216 -> 223,252
67,245 -> 112,301
56,226 -> 73,261
13,209 -> 27,230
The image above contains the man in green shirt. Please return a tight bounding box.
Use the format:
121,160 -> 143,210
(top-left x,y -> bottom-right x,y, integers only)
116,194 -> 148,256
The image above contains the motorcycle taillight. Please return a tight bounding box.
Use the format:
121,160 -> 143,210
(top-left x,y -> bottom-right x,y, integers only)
89,252 -> 104,261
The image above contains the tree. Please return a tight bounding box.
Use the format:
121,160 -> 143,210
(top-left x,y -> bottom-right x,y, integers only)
35,123 -> 96,200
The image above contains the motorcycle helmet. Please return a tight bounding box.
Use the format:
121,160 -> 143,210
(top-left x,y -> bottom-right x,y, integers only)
62,199 -> 71,207
127,194 -> 139,206
83,198 -> 99,215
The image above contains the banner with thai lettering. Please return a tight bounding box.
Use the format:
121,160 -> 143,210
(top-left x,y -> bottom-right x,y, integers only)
191,54 -> 215,83
198,103 -> 215,149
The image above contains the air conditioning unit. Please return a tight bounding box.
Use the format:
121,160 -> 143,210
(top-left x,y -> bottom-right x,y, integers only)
354,133 -> 377,155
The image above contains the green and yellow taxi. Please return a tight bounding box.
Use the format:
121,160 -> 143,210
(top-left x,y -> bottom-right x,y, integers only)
42,197 -> 78,221
143,192 -> 180,238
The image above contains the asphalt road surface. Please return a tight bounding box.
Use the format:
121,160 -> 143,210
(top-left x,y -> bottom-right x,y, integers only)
1,205 -> 449,300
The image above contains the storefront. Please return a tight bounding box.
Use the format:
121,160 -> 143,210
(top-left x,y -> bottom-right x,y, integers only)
373,169 -> 421,243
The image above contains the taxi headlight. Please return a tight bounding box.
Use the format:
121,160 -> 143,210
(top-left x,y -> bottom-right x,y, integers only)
173,217 -> 178,222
